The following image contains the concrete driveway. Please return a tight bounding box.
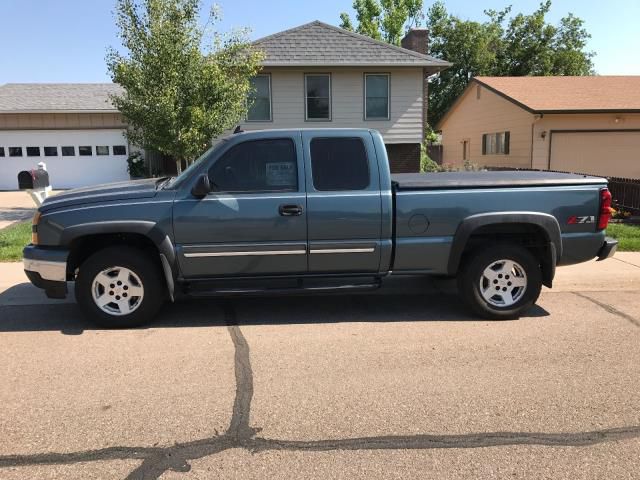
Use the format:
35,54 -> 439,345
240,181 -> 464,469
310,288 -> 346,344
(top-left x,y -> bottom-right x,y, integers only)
0,191 -> 38,230
0,256 -> 638,479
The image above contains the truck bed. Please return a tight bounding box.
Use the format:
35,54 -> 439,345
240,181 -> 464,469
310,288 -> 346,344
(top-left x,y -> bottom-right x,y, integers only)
392,171 -> 606,190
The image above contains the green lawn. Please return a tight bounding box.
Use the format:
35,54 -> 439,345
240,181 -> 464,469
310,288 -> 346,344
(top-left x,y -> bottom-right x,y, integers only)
606,223 -> 640,252
0,221 -> 31,262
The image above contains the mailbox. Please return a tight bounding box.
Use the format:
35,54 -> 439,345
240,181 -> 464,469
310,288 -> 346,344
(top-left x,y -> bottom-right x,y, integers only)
18,168 -> 50,190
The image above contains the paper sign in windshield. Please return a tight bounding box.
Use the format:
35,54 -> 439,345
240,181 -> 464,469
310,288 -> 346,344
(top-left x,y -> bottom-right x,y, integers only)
266,162 -> 296,186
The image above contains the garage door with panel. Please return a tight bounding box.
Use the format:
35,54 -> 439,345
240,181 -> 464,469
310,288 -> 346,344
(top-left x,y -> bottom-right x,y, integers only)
550,131 -> 640,178
0,129 -> 129,189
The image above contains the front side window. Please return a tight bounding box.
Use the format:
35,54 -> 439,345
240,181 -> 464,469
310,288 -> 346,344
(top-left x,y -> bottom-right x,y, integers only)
310,137 -> 369,191
208,138 -> 297,193
9,147 -> 23,157
482,132 -> 510,155
365,74 -> 390,120
247,74 -> 272,121
305,74 -> 331,121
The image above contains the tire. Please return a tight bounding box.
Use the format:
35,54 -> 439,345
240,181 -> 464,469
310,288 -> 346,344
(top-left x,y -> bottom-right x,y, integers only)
457,243 -> 542,320
75,246 -> 166,328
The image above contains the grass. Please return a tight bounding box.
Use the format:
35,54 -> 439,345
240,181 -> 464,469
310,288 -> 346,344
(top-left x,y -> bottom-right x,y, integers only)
0,221 -> 31,262
606,223 -> 640,252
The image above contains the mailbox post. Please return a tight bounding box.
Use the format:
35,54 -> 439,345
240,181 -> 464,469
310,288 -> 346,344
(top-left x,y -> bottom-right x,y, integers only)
18,162 -> 52,207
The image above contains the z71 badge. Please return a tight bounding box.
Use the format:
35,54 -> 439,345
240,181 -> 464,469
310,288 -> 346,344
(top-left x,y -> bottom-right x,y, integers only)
567,215 -> 595,224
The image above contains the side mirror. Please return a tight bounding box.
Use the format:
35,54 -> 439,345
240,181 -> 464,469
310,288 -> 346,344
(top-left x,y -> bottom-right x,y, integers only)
191,174 -> 211,198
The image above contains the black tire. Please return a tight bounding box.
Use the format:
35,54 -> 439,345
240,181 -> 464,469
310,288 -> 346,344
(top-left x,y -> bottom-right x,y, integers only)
457,243 -> 542,320
75,246 -> 165,328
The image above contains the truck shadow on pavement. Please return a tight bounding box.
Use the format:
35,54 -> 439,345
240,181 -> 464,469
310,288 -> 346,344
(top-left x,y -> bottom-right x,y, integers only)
1,301 -> 639,479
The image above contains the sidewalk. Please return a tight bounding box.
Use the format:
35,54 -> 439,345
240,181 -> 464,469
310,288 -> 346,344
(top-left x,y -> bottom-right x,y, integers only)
1,253 -> 638,307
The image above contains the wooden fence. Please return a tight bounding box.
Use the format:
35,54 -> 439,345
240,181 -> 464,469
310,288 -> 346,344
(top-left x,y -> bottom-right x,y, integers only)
486,166 -> 640,213
426,144 -> 443,165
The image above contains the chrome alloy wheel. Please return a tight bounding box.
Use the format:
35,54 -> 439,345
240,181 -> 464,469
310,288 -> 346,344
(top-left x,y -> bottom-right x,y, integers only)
91,266 -> 144,316
479,259 -> 527,307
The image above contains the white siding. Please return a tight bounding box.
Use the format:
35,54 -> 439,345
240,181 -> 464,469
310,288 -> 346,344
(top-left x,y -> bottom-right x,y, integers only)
241,67 -> 423,144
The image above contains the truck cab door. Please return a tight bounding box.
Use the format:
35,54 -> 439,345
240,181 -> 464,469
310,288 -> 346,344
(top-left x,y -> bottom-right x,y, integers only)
172,133 -> 307,277
302,130 -> 383,273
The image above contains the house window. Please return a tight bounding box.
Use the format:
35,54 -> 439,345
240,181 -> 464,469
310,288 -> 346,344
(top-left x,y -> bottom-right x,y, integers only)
482,132 -> 510,155
79,146 -> 93,156
305,74 -> 331,121
247,74 -> 272,121
364,73 -> 390,120
26,147 -> 41,157
310,137 -> 369,191
44,146 -> 58,156
113,145 -> 127,155
61,146 -> 75,156
96,146 -> 109,156
9,147 -> 23,157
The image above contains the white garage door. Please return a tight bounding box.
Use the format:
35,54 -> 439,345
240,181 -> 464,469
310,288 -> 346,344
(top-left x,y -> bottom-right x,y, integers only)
550,131 -> 640,178
0,129 -> 130,190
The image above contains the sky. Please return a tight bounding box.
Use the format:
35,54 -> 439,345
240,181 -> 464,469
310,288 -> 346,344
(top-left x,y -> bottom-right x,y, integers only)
0,0 -> 639,84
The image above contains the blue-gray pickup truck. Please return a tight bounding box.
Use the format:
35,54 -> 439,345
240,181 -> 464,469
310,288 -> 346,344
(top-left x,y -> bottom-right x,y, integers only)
24,128 -> 617,327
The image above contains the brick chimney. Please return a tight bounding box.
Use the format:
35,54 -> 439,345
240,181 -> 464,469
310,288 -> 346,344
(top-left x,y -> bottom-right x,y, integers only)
401,29 -> 430,144
401,28 -> 429,55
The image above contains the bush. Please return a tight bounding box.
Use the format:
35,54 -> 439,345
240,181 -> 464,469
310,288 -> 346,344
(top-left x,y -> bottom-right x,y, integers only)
420,144 -> 442,172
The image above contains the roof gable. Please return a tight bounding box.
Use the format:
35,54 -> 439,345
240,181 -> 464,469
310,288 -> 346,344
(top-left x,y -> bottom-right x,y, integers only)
0,83 -> 122,113
254,20 -> 450,70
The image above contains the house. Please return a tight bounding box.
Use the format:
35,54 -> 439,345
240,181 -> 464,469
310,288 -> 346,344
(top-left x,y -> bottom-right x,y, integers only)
0,83 -> 130,190
242,21 -> 450,172
437,76 -> 640,179
0,21 -> 450,190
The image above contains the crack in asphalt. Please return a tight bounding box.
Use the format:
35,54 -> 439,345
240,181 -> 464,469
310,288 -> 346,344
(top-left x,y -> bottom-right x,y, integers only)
574,292 -> 640,328
1,302 -> 640,478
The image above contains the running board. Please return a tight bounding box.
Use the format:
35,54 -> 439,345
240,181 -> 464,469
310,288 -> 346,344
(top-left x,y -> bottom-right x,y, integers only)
185,281 -> 382,298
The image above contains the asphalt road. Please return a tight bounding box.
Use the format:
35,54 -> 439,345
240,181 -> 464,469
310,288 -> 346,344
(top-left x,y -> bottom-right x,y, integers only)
0,265 -> 639,479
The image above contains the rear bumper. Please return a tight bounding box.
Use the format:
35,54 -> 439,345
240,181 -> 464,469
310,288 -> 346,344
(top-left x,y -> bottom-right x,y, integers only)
597,237 -> 618,261
23,245 -> 69,299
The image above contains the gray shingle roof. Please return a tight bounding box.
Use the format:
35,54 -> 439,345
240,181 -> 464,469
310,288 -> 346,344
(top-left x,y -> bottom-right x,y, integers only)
0,83 -> 122,112
254,21 -> 451,69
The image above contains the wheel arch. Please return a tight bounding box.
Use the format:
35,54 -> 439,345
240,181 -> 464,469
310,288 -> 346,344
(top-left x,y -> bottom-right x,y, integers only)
62,221 -> 176,300
448,212 -> 561,287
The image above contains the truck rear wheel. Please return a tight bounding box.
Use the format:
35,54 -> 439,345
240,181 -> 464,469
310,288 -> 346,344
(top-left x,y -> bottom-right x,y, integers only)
75,246 -> 165,328
457,244 -> 542,320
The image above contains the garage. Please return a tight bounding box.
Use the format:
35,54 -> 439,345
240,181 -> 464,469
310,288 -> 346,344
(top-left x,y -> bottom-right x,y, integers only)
0,129 -> 129,190
550,130 -> 640,178
0,83 -> 130,190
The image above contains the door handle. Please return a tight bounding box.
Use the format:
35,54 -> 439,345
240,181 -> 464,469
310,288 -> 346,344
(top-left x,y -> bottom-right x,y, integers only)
279,204 -> 303,216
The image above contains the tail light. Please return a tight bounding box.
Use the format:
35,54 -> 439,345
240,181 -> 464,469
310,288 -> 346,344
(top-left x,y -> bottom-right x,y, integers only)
597,188 -> 612,231
31,211 -> 41,244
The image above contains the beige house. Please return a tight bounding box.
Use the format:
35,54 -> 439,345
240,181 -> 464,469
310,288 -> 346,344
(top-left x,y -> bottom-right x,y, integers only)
437,76 -> 640,178
242,21 -> 450,172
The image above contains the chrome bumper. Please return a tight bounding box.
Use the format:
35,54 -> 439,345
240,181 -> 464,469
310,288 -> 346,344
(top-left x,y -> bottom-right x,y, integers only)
23,257 -> 67,282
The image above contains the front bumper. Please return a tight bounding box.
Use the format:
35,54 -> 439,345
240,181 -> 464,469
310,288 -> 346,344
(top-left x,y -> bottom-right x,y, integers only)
597,237 -> 618,261
23,245 -> 69,298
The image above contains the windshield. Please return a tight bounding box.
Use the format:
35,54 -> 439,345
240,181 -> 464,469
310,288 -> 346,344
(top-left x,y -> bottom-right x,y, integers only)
163,139 -> 229,189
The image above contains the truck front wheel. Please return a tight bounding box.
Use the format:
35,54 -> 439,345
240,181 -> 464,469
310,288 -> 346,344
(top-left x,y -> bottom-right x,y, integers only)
75,246 -> 165,328
458,244 -> 542,320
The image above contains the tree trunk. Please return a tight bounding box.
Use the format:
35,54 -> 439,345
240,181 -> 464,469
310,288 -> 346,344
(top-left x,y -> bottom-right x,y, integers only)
176,159 -> 182,174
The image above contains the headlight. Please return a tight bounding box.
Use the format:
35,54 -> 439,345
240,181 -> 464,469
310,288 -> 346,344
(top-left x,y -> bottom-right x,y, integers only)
31,211 -> 41,245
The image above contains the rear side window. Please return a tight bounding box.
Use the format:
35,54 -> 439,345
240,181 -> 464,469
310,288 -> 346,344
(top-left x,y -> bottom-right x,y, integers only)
310,137 -> 369,191
208,138 -> 297,193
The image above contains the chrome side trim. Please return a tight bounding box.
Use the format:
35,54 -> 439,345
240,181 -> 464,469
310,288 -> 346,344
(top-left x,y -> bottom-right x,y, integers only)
184,250 -> 306,258
310,248 -> 375,254
23,258 -> 66,282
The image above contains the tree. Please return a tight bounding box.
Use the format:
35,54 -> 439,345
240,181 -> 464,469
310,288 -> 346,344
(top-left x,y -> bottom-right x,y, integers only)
107,0 -> 263,173
340,0 -> 424,45
339,1 -> 594,129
